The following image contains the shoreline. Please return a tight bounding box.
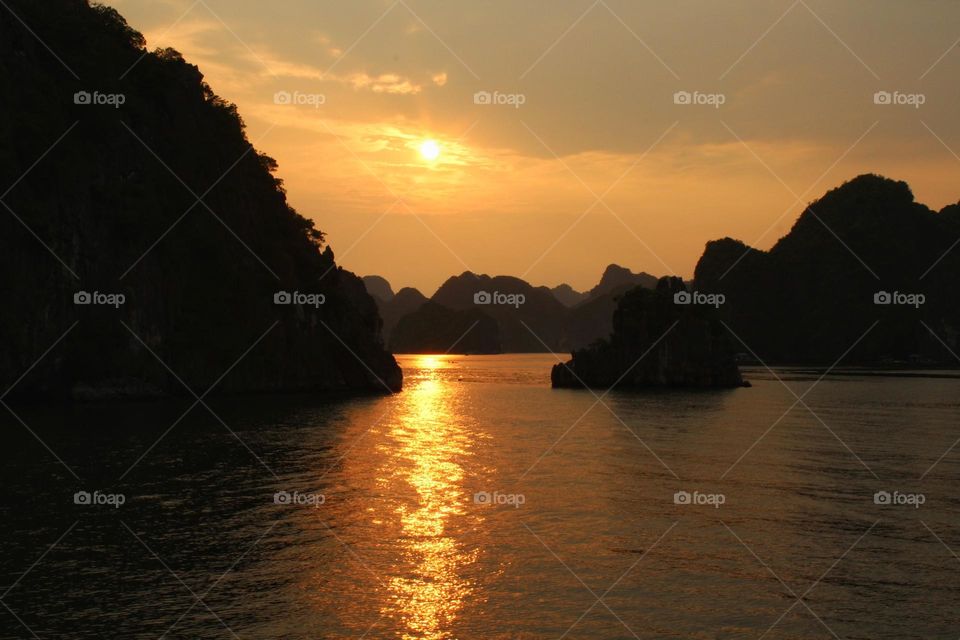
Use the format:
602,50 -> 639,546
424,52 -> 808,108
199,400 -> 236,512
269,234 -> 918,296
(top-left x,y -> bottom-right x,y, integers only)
741,366 -> 960,380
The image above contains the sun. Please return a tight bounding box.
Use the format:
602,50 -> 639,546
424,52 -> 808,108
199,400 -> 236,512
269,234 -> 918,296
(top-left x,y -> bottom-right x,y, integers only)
419,139 -> 441,162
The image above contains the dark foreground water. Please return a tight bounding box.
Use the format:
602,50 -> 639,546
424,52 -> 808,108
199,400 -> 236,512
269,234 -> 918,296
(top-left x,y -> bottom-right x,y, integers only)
1,354 -> 958,639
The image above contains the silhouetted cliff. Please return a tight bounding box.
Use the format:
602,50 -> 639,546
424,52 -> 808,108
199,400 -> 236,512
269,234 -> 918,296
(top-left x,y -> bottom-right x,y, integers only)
695,174 -> 960,364
552,278 -> 744,388
0,0 -> 401,398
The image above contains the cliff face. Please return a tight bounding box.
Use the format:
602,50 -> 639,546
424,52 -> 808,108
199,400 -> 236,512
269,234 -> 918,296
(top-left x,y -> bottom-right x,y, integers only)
0,0 -> 400,398
695,175 -> 960,364
552,278 -> 744,389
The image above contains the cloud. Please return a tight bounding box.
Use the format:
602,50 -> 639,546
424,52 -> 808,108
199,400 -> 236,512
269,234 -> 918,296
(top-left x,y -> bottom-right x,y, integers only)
206,44 -> 431,95
140,18 -> 223,59
112,0 -> 960,292
342,72 -> 422,95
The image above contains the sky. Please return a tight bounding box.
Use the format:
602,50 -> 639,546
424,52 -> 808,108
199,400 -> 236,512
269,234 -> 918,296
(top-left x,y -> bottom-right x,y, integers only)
110,0 -> 960,295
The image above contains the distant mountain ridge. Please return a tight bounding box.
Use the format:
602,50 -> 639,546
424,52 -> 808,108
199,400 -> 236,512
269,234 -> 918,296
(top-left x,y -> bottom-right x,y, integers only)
546,265 -> 658,307
375,287 -> 428,343
364,264 -> 662,353
550,283 -> 588,307
362,275 -> 394,302
390,302 -> 500,354
585,264 -> 659,299
430,272 -> 568,352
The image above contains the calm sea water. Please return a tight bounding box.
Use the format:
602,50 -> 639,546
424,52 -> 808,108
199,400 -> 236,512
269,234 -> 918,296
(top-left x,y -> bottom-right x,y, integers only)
1,354 -> 958,639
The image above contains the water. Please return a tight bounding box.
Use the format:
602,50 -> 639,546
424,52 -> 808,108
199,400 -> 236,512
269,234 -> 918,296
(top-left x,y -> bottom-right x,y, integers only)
1,354 -> 958,639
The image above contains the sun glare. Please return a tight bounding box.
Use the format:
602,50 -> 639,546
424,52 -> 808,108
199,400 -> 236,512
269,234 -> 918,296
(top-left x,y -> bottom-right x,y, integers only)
419,139 -> 441,162
419,355 -> 443,369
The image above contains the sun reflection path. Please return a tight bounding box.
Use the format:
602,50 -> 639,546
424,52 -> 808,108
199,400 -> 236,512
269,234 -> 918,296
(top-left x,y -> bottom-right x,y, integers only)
379,355 -> 479,640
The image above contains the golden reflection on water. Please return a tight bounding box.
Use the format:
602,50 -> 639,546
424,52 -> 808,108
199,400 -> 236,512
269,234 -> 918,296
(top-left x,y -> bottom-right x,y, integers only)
379,355 -> 479,640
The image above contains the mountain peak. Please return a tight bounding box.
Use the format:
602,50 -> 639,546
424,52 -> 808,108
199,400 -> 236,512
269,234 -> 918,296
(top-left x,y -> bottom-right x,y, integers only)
831,173 -> 914,202
362,275 -> 395,302
588,264 -> 659,298
601,263 -> 631,277
550,283 -> 587,307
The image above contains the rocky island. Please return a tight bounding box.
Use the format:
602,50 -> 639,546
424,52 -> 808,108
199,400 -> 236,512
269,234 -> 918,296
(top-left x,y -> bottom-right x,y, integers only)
551,278 -> 745,389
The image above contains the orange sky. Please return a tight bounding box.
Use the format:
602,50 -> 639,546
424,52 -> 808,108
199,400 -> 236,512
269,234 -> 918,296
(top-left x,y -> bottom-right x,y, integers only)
111,0 -> 960,295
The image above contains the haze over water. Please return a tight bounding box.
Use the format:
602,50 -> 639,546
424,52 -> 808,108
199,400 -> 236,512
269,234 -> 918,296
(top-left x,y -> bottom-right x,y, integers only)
1,355 -> 958,639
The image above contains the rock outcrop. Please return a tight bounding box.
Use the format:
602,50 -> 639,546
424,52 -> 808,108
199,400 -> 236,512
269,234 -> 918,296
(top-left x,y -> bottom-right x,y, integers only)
552,278 -> 745,389
695,174 -> 960,364
0,0 -> 400,399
